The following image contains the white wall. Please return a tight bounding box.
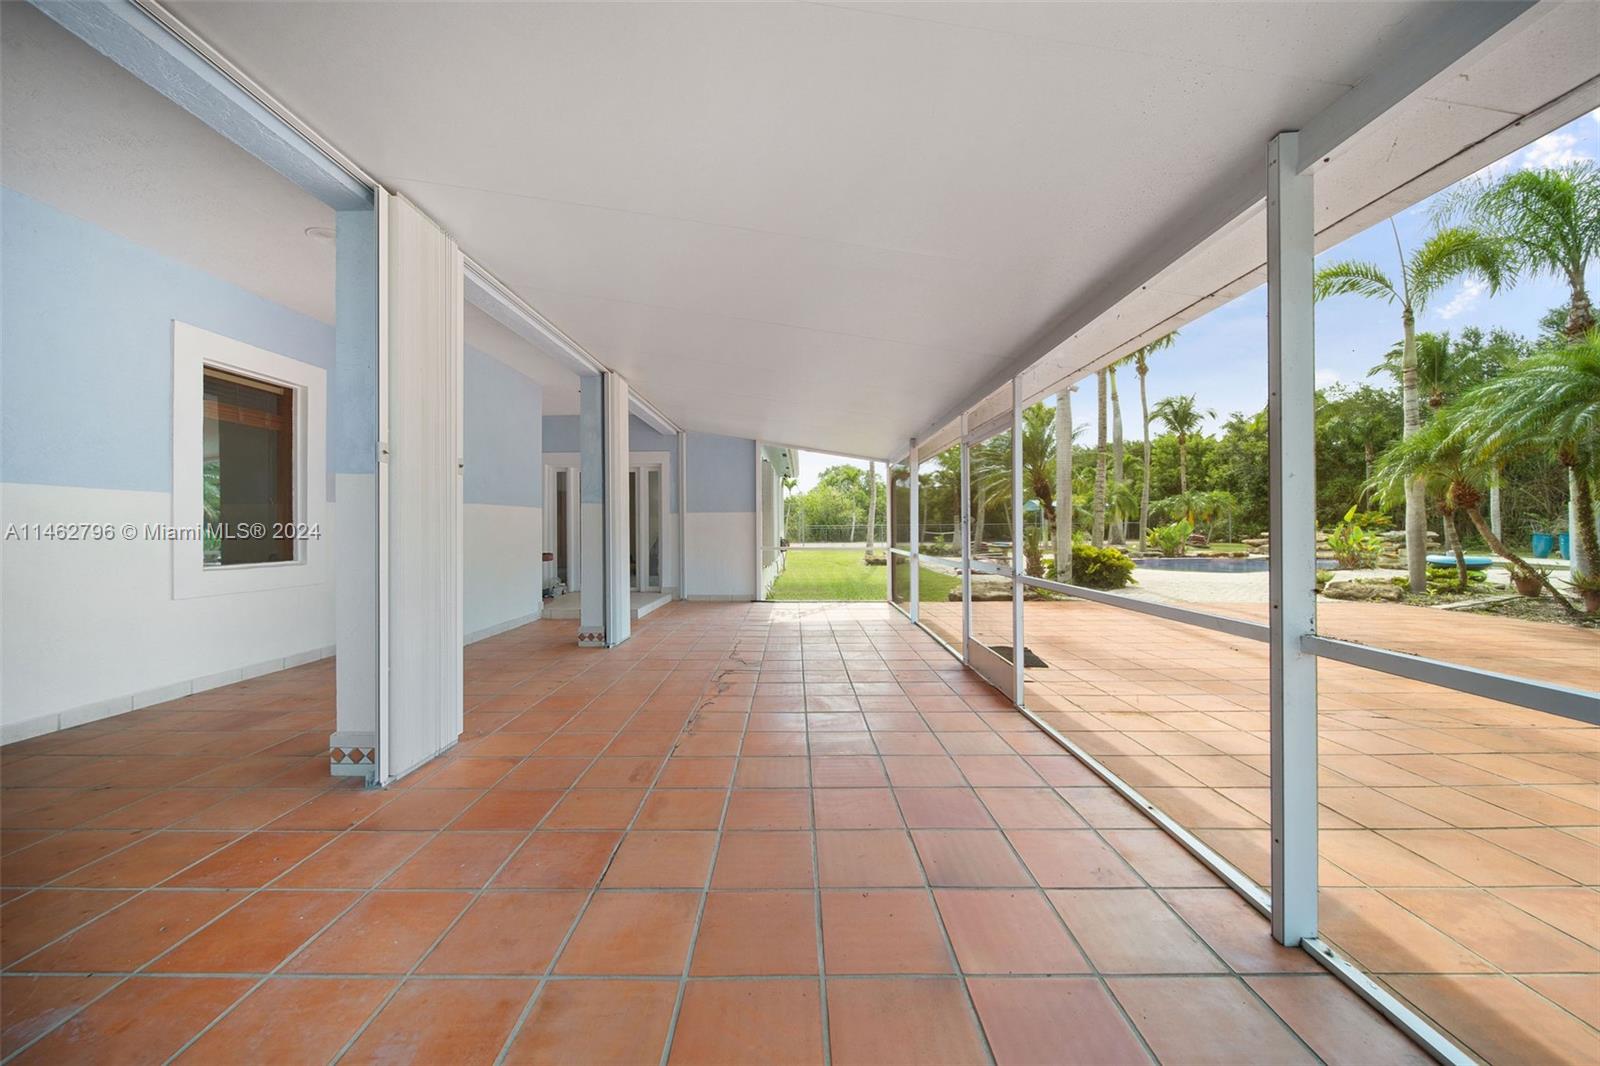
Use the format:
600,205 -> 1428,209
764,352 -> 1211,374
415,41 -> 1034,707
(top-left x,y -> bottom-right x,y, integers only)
465,503 -> 542,639
686,512 -> 757,599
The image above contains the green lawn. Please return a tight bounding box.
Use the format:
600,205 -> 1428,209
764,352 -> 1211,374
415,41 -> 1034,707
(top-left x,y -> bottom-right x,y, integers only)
767,548 -> 960,603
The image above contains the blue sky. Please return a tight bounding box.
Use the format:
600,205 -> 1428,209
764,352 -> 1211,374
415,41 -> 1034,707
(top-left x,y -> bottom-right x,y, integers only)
795,109 -> 1598,490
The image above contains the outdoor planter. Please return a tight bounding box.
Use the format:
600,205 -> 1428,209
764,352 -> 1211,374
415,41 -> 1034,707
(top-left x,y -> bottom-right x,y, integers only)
1558,532 -> 1571,559
1511,569 -> 1543,597
1531,532 -> 1554,558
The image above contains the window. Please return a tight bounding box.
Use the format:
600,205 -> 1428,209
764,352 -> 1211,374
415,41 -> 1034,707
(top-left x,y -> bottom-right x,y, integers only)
172,321 -> 326,600
203,368 -> 295,566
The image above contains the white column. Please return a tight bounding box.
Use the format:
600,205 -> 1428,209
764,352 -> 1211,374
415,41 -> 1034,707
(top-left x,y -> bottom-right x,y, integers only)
577,375 -> 606,645
908,439 -> 920,622
960,416 -> 972,654
1266,131 -> 1319,946
603,372 -> 632,645
1010,377 -> 1025,700
331,195 -> 384,778
677,431 -> 689,599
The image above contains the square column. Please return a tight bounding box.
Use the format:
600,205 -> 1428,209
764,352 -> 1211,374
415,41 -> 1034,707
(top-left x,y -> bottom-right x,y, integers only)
577,374 -> 606,645
1266,131 -> 1319,946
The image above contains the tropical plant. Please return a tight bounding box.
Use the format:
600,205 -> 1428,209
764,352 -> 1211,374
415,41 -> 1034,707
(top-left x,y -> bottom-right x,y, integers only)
1315,222 -> 1507,591
1150,393 -> 1213,499
1441,163 -> 1600,341
1148,519 -> 1194,558
1125,332 -> 1177,551
1326,505 -> 1385,572
970,404 -> 1060,529
1093,369 -> 1109,546
1052,540 -> 1136,590
1054,386 -> 1075,582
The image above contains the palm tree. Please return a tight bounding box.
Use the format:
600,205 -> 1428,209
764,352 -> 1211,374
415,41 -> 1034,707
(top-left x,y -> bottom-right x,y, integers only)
970,404 -> 1059,534
1444,163 -> 1599,341
864,460 -> 878,558
1108,364 -> 1125,543
1370,414 -> 1577,611
1054,386 -> 1075,581
1127,332 -> 1176,550
1457,334 -> 1600,587
1314,223 -> 1506,591
1093,369 -> 1108,546
1151,393 -> 1213,497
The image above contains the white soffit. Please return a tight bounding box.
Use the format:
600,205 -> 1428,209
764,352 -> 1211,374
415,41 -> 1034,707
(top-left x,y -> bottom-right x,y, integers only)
165,1 -> 1596,455
0,3 -> 335,324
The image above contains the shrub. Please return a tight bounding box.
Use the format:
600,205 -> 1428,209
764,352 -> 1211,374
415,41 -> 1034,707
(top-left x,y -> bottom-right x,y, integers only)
1149,520 -> 1194,558
1052,543 -> 1135,590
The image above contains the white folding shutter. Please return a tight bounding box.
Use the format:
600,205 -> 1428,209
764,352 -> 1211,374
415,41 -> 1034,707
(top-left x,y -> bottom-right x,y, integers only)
383,194 -> 464,779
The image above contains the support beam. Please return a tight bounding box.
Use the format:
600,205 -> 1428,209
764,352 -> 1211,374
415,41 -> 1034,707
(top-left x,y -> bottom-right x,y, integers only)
602,372 -> 632,646
908,439 -> 920,623
1266,131 -> 1318,946
1010,376 -> 1025,701
34,0 -> 371,210
577,375 -> 606,647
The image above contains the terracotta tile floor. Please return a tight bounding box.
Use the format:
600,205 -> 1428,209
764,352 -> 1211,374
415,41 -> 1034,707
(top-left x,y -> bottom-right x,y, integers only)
920,597 -> 1599,1065
0,601 -> 1523,1064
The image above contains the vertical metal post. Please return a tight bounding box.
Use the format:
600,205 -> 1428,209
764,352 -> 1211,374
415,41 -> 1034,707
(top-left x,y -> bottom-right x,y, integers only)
908,439 -> 920,623
959,414 -> 972,657
1010,377 -> 1025,701
1267,131 -> 1318,946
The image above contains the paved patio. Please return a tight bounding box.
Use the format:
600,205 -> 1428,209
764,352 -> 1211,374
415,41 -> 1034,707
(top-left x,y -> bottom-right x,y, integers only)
0,602 -> 1434,1064
921,596 -> 1600,1065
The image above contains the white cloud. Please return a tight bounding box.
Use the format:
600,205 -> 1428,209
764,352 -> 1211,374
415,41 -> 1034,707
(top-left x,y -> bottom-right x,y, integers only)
1436,277 -> 1487,321
1315,368 -> 1342,389
1520,130 -> 1590,170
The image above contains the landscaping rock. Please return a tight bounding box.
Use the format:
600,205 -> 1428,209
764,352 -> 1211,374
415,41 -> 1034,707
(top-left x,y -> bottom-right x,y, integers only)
955,575 -> 1044,601
1322,580 -> 1403,602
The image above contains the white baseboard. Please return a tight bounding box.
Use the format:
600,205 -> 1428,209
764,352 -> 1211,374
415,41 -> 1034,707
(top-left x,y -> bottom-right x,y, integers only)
2,644 -> 335,746
465,609 -> 542,644
685,594 -> 755,602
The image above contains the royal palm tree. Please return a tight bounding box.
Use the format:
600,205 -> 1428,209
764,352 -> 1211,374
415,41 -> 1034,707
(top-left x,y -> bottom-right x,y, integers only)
1151,393 -> 1213,497
1054,386 -> 1075,581
1315,223 -> 1506,591
864,460 -> 878,558
1371,414 -> 1577,611
1108,364 -> 1125,543
1457,334 -> 1600,589
1126,332 -> 1176,550
1093,369 -> 1108,546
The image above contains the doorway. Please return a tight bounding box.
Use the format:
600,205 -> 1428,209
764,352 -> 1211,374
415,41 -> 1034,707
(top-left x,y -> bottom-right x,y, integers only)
630,462 -> 664,591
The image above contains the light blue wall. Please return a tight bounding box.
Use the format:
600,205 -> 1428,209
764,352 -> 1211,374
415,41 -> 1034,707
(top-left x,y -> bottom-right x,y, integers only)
687,432 -> 756,513
465,346 -> 542,507
1,187 -> 335,493
544,411 -> 679,512
333,207 -> 378,476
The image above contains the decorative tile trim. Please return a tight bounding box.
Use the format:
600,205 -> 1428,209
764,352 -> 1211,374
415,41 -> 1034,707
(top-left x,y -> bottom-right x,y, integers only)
578,628 -> 607,647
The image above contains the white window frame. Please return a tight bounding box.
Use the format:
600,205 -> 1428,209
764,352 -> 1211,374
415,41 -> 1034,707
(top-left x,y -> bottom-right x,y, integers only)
171,320 -> 328,600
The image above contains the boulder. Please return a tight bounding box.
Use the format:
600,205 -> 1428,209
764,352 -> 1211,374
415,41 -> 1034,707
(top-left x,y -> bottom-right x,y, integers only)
955,575 -> 1044,601
1321,580 -> 1403,602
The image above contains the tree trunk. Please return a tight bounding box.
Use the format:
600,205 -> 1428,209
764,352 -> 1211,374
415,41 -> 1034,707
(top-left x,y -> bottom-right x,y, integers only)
1362,442 -> 1374,507
1566,278 -> 1595,340
1109,367 -> 1125,544
1177,434 -> 1188,496
1443,509 -> 1468,591
1093,370 -> 1108,547
975,486 -> 987,550
1401,309 -> 1427,593
1054,390 -> 1073,583
1138,367 -> 1151,552
865,462 -> 877,555
1570,466 -> 1599,583
1489,477 -> 1502,541
1464,506 -> 1579,614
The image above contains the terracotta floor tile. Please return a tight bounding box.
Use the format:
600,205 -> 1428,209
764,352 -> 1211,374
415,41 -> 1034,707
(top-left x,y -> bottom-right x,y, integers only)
724,789 -> 811,830
883,755 -> 965,787
603,830 -> 717,888
669,980 -> 825,1065
1385,887 -> 1600,973
24,891 -> 237,973
1247,975 -> 1432,1065
52,831 -> 238,889
150,889 -> 355,973
635,790 -> 727,830
354,789 -> 481,831
712,831 -> 815,888
1318,888 -> 1493,974
813,788 -> 903,829
450,789 -> 562,830
543,789 -> 646,829
1049,888 -> 1224,973
1008,829 -> 1143,888
418,755 -> 520,789
420,890 -> 586,974
1318,830 -> 1466,887
822,889 -> 953,974
272,831 -> 427,888
817,830 -> 924,887
161,832 -> 332,888
81,790 -> 228,830
341,977 -> 533,1064
810,756 -> 887,788
952,754 -> 1044,787
173,789 -> 319,830
1472,827 -> 1600,883
495,830 -> 620,888
555,891 -> 700,975
174,977 -> 393,1065
967,977 -> 1152,1066
502,979 -> 677,1065
10,976 -> 252,1066
0,974 -> 118,1055
265,789 -> 394,831
693,891 -> 817,975
976,787 -> 1086,829
0,889 -> 134,967
735,757 -> 812,788
285,891 -> 471,973
499,757 -> 589,790
1109,975 -> 1316,1065
1519,973 -> 1600,1029
1160,888 -> 1320,972
2,829 -> 147,885
656,757 -> 736,789
1492,887 -> 1600,950
1380,829 -> 1577,886
912,829 -> 1033,887
935,888 -> 1087,974
896,788 -> 995,828
1385,973 -> 1600,1066
382,831 -> 522,888
1099,828 -> 1222,887
826,977 -> 987,1066
1058,786 -> 1155,829
577,756 -> 665,789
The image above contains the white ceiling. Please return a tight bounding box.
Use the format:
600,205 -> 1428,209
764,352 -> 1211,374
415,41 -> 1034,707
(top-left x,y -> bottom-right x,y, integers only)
42,1 -> 1600,456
